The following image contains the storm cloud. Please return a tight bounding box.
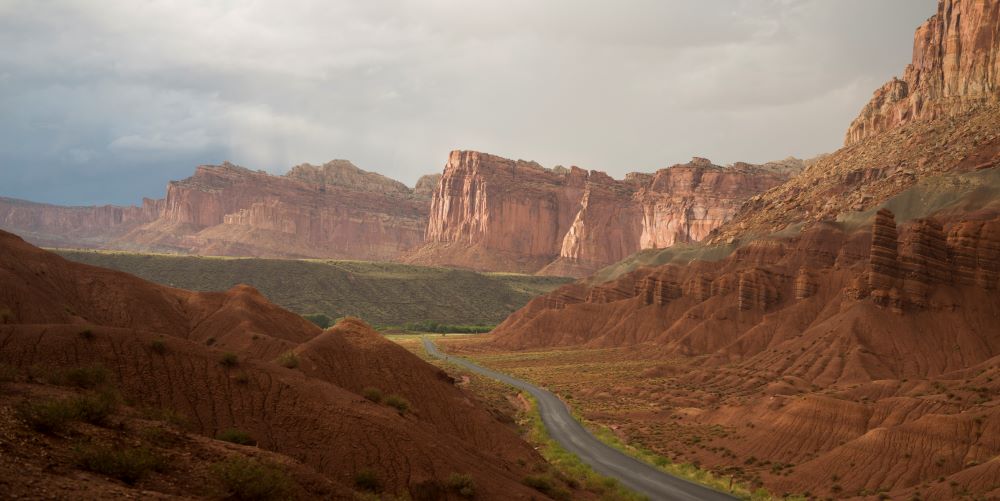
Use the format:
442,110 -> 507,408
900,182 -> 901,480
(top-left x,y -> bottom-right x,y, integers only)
0,0 -> 936,205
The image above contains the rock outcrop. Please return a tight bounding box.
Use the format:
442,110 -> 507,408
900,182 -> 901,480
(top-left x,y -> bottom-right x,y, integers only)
122,162 -> 429,260
845,0 -> 1000,144
408,151 -> 793,276
0,196 -> 163,248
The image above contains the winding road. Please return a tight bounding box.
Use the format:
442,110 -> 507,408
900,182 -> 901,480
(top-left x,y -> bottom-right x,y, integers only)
421,337 -> 737,501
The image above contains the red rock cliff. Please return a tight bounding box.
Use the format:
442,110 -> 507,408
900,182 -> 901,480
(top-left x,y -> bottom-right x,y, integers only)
845,0 -> 1000,144
0,196 -> 163,248
411,151 -> 792,276
122,161 -> 429,260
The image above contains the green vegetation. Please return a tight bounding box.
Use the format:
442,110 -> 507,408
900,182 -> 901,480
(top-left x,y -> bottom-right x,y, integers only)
15,390 -> 120,433
522,473 -> 570,500
216,428 -> 255,446
446,473 -> 476,498
302,312 -> 333,328
401,321 -> 494,334
55,250 -> 573,327
276,351 -> 299,369
74,442 -> 164,485
212,457 -> 294,501
150,339 -> 167,354
15,398 -> 78,433
219,353 -> 239,368
384,394 -> 410,415
354,469 -> 381,492
61,365 -> 109,389
361,387 -> 383,403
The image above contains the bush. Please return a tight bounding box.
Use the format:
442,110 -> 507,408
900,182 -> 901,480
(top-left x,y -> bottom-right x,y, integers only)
277,352 -> 299,369
361,387 -> 382,403
74,443 -> 163,485
302,313 -> 333,329
216,428 -> 255,446
219,353 -> 238,368
410,479 -> 445,501
205,337 -> 216,346
213,457 -> 294,501
385,394 -> 410,415
15,398 -> 77,434
522,474 -> 570,500
62,365 -> 109,389
78,329 -> 95,340
150,339 -> 167,354
0,307 -> 13,323
72,390 -> 119,426
354,469 -> 381,492
447,473 -> 476,498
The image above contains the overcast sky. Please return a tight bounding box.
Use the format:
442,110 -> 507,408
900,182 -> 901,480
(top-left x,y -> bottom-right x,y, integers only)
0,0 -> 936,205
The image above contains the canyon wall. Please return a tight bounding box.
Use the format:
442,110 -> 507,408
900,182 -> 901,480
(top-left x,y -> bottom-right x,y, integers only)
0,196 -> 163,248
845,0 -> 999,144
408,151 -> 792,276
122,161 -> 429,260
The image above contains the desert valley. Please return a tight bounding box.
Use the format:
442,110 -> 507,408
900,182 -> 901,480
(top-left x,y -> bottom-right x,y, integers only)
1,0 -> 999,500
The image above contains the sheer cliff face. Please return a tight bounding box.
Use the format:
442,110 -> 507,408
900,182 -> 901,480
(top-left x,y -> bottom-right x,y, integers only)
845,0 -> 1000,144
123,162 -> 429,260
0,197 -> 163,248
413,152 -> 792,276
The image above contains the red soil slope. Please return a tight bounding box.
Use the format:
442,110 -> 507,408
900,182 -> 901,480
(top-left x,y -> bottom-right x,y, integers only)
0,229 -> 555,499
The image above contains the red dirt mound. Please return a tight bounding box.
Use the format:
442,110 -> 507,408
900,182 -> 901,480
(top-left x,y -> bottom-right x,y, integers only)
0,229 -> 553,499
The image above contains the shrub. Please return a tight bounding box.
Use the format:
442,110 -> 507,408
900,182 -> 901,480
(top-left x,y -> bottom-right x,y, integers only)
0,307 -> 13,323
302,313 -> 333,329
140,406 -> 189,429
74,443 -> 163,485
213,457 -> 294,501
384,394 -> 410,415
78,329 -> 95,340
72,390 -> 119,426
446,473 -> 476,498
233,372 -> 250,385
216,428 -> 255,446
220,353 -> 238,368
522,474 -> 570,500
150,339 -> 167,354
205,337 -> 216,346
354,469 -> 381,492
15,398 -> 77,434
410,480 -> 445,501
63,365 -> 109,389
361,387 -> 382,403
277,352 -> 299,369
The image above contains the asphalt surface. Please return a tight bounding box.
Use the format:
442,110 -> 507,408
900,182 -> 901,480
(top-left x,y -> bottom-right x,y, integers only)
421,336 -> 737,501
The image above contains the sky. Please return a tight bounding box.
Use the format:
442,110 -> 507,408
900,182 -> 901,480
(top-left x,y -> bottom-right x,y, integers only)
0,0 -> 937,206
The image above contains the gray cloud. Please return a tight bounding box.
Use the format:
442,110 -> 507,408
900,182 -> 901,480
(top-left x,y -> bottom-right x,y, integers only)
0,0 -> 936,205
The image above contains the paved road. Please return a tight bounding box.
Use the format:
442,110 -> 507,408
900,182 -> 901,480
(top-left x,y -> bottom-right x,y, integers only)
421,337 -> 737,501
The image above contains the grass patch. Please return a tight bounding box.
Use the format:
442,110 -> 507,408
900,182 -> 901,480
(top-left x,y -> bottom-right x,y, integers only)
522,473 -> 571,500
216,428 -> 256,446
213,456 -> 294,501
74,442 -> 163,485
72,390 -> 119,425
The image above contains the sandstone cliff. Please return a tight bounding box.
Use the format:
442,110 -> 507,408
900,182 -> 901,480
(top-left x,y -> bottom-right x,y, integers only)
407,151 -> 792,276
845,0 -> 999,144
0,196 -> 163,248
122,161 -> 429,260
